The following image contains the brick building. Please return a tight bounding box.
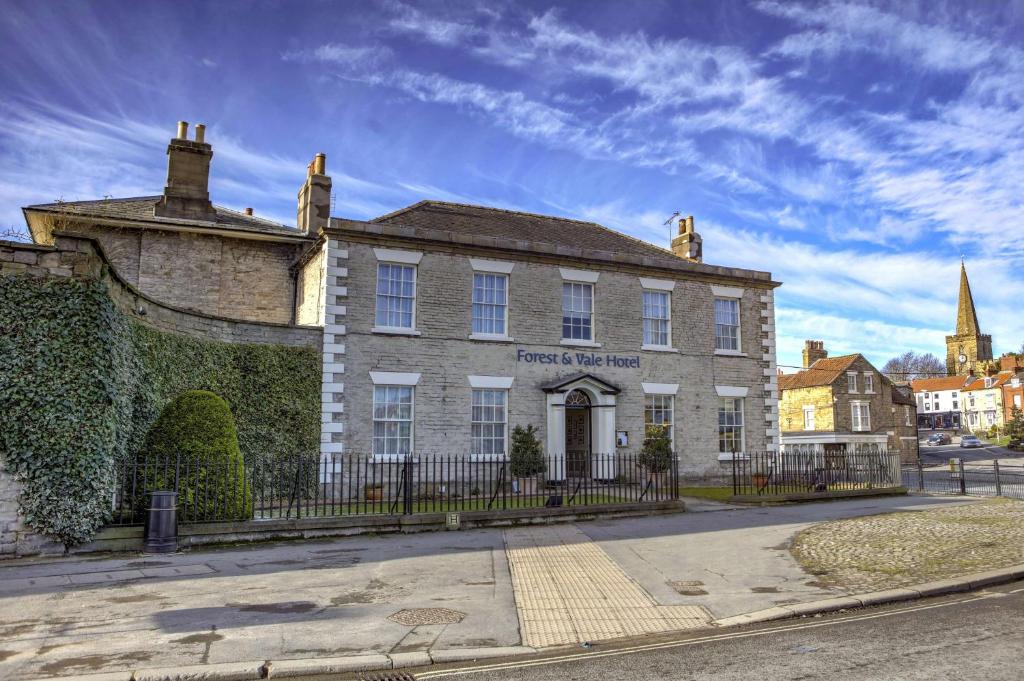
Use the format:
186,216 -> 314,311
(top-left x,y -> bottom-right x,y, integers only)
22,121 -> 782,480
910,375 -> 968,430
779,341 -> 919,462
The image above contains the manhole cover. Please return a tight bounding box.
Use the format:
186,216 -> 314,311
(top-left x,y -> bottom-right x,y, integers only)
668,580 -> 708,596
388,608 -> 466,626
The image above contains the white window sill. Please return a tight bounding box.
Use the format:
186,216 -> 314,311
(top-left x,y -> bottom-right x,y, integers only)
560,339 -> 601,348
641,344 -> 679,353
469,333 -> 515,343
717,452 -> 748,461
714,349 -> 747,357
371,327 -> 422,336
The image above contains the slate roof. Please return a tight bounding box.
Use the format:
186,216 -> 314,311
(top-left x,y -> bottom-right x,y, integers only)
24,196 -> 309,240
372,200 -> 687,268
891,384 -> 917,406
778,355 -> 861,391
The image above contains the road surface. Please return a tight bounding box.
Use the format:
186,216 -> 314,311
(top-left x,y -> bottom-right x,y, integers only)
389,580 -> 1024,681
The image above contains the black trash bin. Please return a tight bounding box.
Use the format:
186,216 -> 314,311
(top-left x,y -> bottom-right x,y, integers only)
144,491 -> 178,553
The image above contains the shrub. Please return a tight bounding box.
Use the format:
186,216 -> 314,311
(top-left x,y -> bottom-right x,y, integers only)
140,390 -> 252,520
509,425 -> 546,478
639,424 -> 673,473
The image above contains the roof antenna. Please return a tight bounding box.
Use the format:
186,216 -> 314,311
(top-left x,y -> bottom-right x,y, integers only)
663,211 -> 680,247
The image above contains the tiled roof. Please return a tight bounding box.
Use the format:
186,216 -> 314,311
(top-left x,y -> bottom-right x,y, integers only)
910,376 -> 971,393
778,355 -> 861,391
24,197 -> 309,239
962,371 -> 1015,392
372,200 -> 689,268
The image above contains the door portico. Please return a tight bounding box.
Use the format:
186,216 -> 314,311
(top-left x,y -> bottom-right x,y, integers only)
541,373 -> 620,481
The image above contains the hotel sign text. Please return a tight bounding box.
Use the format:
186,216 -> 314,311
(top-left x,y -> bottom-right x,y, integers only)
516,348 -> 640,369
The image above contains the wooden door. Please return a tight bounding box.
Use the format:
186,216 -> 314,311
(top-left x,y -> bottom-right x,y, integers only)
566,409 -> 590,477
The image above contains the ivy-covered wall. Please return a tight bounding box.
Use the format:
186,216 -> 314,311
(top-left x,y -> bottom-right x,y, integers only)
0,274 -> 320,548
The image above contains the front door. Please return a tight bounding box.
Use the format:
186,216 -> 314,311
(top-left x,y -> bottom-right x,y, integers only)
565,390 -> 591,477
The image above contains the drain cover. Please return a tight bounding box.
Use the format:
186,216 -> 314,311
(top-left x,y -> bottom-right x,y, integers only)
358,673 -> 417,681
668,580 -> 708,596
388,607 -> 466,626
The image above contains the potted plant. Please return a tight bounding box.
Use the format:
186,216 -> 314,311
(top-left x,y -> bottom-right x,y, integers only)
638,424 -> 673,488
509,424 -> 546,496
364,482 -> 383,502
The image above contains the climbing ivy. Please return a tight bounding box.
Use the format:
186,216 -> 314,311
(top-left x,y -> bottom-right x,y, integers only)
0,275 -> 320,547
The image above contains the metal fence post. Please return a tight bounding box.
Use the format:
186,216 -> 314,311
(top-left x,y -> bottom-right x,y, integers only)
917,460 -> 924,492
958,458 -> 966,495
403,454 -> 413,515
994,459 -> 1002,497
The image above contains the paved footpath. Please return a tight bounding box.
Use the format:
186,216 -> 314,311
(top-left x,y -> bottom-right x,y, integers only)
0,495 -> 989,680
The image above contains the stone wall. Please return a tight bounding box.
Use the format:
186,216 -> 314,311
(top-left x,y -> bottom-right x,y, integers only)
39,223 -> 308,325
0,235 -> 322,558
778,385 -> 835,434
321,236 -> 778,479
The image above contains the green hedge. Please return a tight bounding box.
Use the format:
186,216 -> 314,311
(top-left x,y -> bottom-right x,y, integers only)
0,275 -> 319,546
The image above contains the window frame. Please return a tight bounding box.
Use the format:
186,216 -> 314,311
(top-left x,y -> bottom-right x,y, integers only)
713,297 -> 741,353
644,394 -> 675,447
851,401 -> 871,432
373,261 -> 418,332
642,289 -> 672,348
561,281 -> 595,343
470,272 -> 510,338
847,372 -> 858,393
470,388 -> 509,459
863,372 -> 874,393
372,385 -> 415,459
802,405 -> 816,431
718,397 -> 745,454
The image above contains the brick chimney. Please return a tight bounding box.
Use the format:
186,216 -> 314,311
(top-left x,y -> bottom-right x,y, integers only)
297,153 -> 331,235
670,215 -> 702,263
154,121 -> 215,221
802,340 -> 827,368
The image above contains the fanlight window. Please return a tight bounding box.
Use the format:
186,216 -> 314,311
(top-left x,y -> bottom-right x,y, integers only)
564,390 -> 591,408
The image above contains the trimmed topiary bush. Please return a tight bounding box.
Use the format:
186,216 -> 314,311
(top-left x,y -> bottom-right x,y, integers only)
639,424 -> 673,473
509,424 -> 546,478
140,390 -> 252,521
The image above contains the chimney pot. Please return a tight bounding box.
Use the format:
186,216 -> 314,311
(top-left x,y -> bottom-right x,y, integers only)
195,123 -> 206,144
314,153 -> 326,175
176,121 -> 188,139
244,207 -> 253,216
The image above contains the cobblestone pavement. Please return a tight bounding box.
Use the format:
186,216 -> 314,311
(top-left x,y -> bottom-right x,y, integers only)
791,498 -> 1024,592
504,524 -> 712,647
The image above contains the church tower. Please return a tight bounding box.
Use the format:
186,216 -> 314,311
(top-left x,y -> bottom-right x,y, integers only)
945,262 -> 993,376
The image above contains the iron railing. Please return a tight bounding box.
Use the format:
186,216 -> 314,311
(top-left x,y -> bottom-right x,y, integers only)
732,445 -> 901,496
902,460 -> 1024,500
109,452 -> 680,526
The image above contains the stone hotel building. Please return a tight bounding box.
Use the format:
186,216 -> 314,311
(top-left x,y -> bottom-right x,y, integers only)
22,122 -> 782,479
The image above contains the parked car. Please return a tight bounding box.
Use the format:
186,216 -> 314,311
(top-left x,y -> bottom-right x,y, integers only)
960,435 -> 983,448
927,433 -> 951,445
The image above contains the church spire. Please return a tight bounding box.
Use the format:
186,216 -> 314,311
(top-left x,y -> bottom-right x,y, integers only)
956,261 -> 981,336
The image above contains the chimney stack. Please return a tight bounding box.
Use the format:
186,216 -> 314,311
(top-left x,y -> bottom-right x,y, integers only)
154,120 -> 215,221
297,152 -> 332,235
670,215 -> 702,263
802,340 -> 828,368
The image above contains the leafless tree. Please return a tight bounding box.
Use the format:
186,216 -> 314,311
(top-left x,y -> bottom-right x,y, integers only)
882,351 -> 946,381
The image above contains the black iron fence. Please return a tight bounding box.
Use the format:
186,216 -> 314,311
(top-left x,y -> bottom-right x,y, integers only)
902,460 -> 1024,500
109,452 -> 680,526
732,445 -> 902,496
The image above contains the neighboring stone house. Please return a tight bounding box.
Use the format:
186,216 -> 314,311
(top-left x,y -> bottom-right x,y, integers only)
911,375 -> 968,430
1003,372 -> 1024,424
779,341 -> 919,462
21,120 -> 783,480
962,371 -> 1014,433
22,122 -> 319,325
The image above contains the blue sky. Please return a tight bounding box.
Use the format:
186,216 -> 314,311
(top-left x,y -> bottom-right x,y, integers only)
2,0 -> 1022,371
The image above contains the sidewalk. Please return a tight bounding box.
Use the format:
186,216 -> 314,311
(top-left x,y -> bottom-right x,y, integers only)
0,495 -> 1007,680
